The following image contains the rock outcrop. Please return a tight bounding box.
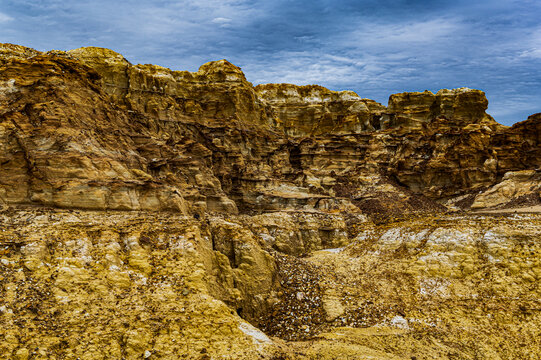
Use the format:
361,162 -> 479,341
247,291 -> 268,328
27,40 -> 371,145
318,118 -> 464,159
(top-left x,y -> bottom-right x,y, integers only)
0,50 -> 189,212
64,47 -> 273,128
386,88 -> 496,129
2,43 -> 540,215
471,170 -> 541,209
1,43 -> 541,359
2,43 -> 540,216
1,210 -> 540,359
255,83 -> 386,136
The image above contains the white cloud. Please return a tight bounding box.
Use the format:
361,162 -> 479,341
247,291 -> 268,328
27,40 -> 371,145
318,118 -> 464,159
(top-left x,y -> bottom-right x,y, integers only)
245,50 -> 378,93
211,17 -> 232,24
487,93 -> 541,120
244,18 -> 466,98
0,12 -> 13,23
345,18 -> 461,49
211,17 -> 232,28
519,48 -> 541,59
518,27 -> 541,59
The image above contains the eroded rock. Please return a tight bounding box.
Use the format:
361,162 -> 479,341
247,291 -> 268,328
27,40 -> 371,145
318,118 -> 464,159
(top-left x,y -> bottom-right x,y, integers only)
1,43 -> 541,359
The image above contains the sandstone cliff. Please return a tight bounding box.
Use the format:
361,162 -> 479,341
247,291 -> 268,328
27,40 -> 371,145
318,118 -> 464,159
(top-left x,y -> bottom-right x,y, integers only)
2,43 -> 539,216
1,43 -> 541,359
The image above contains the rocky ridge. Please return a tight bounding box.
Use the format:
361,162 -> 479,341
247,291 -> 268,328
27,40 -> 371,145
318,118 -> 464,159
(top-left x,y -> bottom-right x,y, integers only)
1,43 -> 541,359
1,43 -> 540,215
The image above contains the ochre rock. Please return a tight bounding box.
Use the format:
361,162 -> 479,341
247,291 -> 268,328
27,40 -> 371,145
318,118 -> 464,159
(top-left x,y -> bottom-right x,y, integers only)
1,43 -> 541,359
471,170 -> 541,209
2,44 -> 539,215
64,47 -> 273,128
386,88 -> 496,129
0,43 -> 40,65
255,83 -> 386,136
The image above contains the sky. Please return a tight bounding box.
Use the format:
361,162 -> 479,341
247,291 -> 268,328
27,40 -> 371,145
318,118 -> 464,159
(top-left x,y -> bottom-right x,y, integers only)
1,0 -> 540,125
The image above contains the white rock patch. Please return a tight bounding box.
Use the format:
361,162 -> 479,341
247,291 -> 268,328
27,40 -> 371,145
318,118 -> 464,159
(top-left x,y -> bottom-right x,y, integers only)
322,247 -> 344,253
239,321 -> 272,345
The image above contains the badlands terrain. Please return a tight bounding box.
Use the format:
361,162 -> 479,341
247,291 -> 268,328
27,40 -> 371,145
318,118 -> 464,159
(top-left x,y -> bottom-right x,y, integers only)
0,43 -> 540,359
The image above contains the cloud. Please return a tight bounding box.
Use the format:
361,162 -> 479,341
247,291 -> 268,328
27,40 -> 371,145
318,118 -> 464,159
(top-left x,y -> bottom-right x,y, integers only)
518,27 -> 541,59
520,48 -> 541,59
487,93 -> 541,123
242,17 -> 468,101
351,18 -> 461,46
211,17 -> 233,28
0,12 -> 13,23
211,17 -> 232,24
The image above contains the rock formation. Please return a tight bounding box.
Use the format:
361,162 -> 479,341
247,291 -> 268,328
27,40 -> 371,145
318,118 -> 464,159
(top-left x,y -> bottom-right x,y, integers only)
1,43 -> 540,359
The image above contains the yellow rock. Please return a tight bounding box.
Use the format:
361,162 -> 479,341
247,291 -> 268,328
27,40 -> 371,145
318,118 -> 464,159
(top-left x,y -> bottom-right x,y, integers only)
14,348 -> 30,360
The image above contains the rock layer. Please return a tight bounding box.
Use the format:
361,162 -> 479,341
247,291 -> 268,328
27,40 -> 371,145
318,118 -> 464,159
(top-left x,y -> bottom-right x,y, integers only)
255,83 -> 386,136
1,44 -> 540,215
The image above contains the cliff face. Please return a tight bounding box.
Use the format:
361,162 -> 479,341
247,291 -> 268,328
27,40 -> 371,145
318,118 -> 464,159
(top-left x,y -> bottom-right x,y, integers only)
1,43 -> 541,359
2,44 -> 539,216
64,47 -> 272,128
386,88 -> 495,129
2,43 -> 539,215
0,49 -> 190,212
255,83 -> 386,136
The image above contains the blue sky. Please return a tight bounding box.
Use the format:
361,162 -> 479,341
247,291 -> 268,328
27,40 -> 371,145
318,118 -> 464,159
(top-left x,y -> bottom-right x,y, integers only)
1,0 -> 540,125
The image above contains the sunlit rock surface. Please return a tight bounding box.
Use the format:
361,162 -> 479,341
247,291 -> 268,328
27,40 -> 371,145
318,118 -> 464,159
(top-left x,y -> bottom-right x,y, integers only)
1,43 -> 541,359
1,210 -> 540,359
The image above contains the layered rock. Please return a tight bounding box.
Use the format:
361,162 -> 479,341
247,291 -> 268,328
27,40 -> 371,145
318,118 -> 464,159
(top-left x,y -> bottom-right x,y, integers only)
471,170 -> 541,209
1,209 -> 540,359
2,43 -> 541,360
0,45 -> 247,213
3,43 -> 539,215
0,43 -> 40,65
255,83 -> 386,136
385,88 -> 497,129
64,47 -> 273,128
0,52 -> 190,212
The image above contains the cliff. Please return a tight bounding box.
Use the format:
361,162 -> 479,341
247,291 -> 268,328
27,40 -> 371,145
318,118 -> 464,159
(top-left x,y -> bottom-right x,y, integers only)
1,43 -> 541,359
2,43 -> 539,216
2,43 -> 540,216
